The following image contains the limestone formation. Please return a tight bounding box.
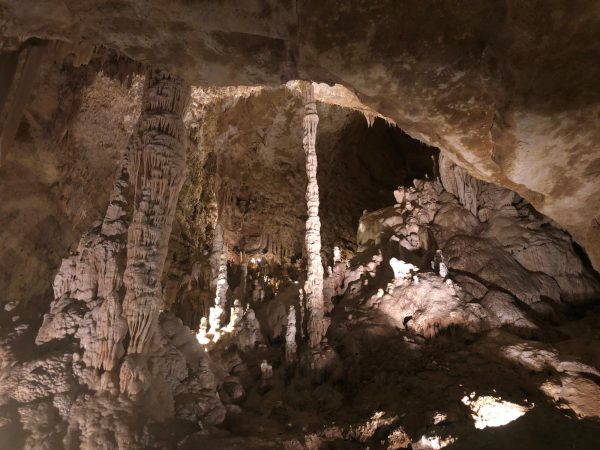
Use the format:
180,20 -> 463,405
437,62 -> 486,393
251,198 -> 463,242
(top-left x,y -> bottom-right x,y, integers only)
1,19 -> 600,447
225,299 -> 243,332
285,305 -> 298,364
235,308 -> 263,352
213,224 -> 229,309
298,288 -> 306,340
208,303 -> 224,341
301,82 -> 326,348
196,317 -> 209,345
333,246 -> 342,264
389,258 -> 419,281
122,68 -> 189,358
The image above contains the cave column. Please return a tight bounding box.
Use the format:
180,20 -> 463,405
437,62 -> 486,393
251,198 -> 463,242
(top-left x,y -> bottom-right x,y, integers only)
301,82 -> 326,348
120,68 -> 190,376
207,223 -> 228,339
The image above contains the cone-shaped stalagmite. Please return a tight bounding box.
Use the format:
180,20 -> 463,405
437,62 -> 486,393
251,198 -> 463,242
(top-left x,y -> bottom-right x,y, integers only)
302,82 -> 326,348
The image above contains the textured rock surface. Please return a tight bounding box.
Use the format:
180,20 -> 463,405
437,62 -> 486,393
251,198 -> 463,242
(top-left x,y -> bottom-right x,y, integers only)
1,13 -> 600,447
1,0 -> 598,269
301,83 -> 325,348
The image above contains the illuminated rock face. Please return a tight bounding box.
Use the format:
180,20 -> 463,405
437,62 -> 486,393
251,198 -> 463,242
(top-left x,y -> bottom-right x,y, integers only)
462,394 -> 532,429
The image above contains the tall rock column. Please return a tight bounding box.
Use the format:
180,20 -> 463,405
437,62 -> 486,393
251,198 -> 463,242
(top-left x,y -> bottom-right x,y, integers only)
122,69 -> 190,357
301,82 -> 326,348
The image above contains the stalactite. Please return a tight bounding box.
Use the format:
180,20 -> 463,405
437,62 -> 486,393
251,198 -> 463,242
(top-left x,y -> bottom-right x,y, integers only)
121,68 -> 190,361
301,82 -> 326,348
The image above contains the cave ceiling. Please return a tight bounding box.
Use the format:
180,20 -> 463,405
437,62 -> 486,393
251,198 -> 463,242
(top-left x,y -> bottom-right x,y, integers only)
1,0 -> 599,269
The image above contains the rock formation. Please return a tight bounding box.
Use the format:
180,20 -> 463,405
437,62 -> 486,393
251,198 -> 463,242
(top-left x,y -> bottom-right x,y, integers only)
301,82 -> 326,348
1,15 -> 600,447
121,68 -> 189,364
285,305 -> 298,364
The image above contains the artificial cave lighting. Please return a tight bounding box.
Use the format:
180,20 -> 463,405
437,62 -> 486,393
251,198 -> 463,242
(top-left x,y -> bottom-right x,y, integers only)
462,394 -> 533,429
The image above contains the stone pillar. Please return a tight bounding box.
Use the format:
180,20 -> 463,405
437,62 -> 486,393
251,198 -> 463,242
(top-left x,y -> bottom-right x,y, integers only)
301,82 -> 326,348
122,68 -> 190,357
285,305 -> 298,363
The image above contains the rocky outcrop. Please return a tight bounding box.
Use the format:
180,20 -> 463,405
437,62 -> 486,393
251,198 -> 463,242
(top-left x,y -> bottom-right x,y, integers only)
439,154 -> 600,305
338,154 -> 599,342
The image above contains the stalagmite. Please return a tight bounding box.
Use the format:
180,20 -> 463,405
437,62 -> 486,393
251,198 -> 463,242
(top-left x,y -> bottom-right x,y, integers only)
196,317 -> 209,345
285,305 -> 298,363
260,360 -> 273,380
208,223 -> 228,335
434,250 -> 448,278
298,289 -> 305,340
301,82 -> 326,348
333,246 -> 342,264
208,303 -> 224,341
225,299 -> 243,332
120,69 -> 190,391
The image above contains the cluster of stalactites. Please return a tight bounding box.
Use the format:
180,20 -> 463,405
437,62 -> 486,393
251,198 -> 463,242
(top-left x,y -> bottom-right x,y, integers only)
266,232 -> 291,259
122,69 -> 190,356
301,82 -> 326,348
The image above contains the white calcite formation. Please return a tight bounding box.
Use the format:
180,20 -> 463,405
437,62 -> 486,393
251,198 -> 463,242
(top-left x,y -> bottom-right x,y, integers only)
225,299 -> 243,332
301,82 -> 326,348
298,288 -> 305,340
207,223 -> 228,336
213,224 -> 229,308
208,303 -> 224,341
389,258 -> 419,281
285,305 -> 298,363
196,317 -> 209,345
461,394 -> 532,429
120,68 -> 190,393
333,246 -> 342,264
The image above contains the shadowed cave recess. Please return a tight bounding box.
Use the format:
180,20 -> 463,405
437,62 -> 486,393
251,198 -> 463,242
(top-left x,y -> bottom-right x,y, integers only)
1,4 -> 600,450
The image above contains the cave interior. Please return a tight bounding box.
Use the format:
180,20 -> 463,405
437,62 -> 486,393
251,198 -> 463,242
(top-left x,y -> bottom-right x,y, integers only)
1,4 -> 600,449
